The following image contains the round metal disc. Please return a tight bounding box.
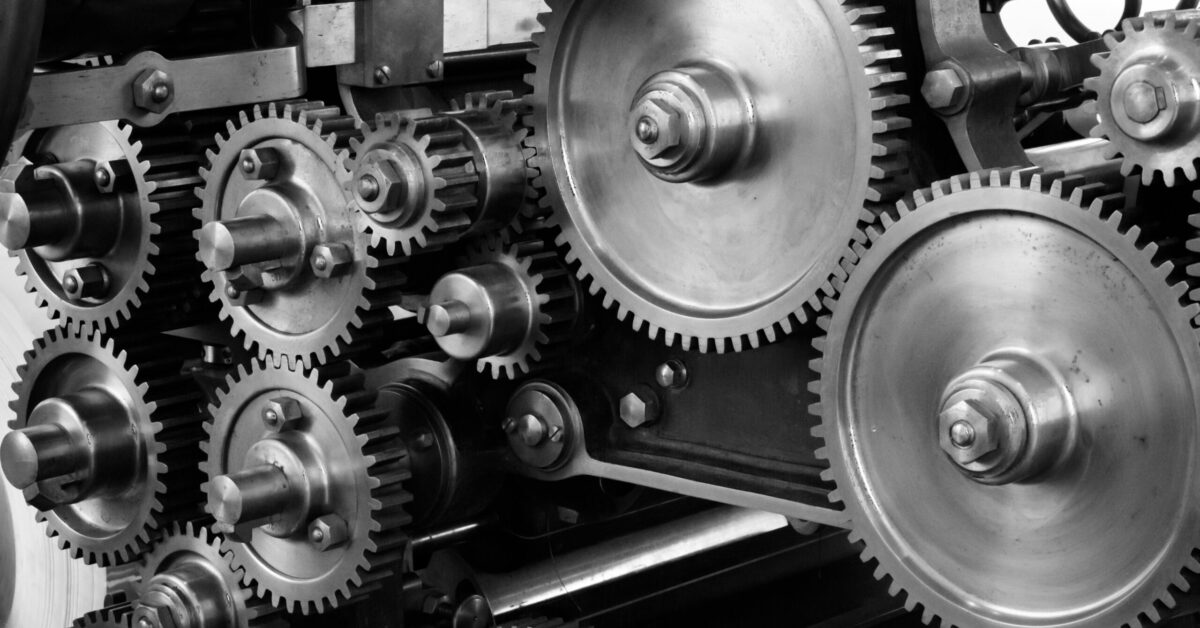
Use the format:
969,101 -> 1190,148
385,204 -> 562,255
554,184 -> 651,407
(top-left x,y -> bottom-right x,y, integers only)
818,170 -> 1200,627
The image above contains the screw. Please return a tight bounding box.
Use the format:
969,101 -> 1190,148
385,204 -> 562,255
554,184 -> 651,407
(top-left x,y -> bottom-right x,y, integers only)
548,425 -> 564,443
224,282 -> 263,306
635,117 -> 659,144
357,174 -> 380,202
151,83 -> 171,103
131,69 -> 174,114
426,60 -> 443,79
619,386 -> 661,428
629,97 -> 683,160
949,420 -> 976,448
414,432 -> 435,450
654,360 -> 689,390
261,396 -> 302,431
921,66 -> 968,112
1124,81 -> 1168,124
93,167 -> 111,190
374,65 -> 391,85
238,147 -> 281,181
310,243 -> 354,278
308,514 -> 349,551
501,417 -> 517,434
62,264 -> 110,301
938,398 -> 1002,465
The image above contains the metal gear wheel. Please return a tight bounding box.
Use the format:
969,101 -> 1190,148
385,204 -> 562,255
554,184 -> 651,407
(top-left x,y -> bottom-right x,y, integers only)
526,0 -> 910,353
814,168 -> 1200,627
71,604 -> 133,628
5,326 -> 206,567
131,520 -> 273,628
420,232 -> 580,379
195,100 -> 409,369
3,121 -> 206,331
346,90 -> 533,256
1087,12 -> 1200,186
200,358 -> 411,614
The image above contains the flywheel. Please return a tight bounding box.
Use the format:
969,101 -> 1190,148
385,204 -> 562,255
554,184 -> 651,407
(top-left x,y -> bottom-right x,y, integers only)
526,0 -> 910,352
815,168 -> 1200,627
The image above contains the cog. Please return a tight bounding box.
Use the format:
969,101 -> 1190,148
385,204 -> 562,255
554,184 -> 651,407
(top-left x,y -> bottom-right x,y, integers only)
134,520 -> 273,627
8,121 -> 206,332
8,326 -> 206,567
71,604 -> 133,628
200,358 -> 411,615
195,100 -> 411,369
526,0 -> 910,353
814,168 -> 1200,627
1087,12 -> 1200,186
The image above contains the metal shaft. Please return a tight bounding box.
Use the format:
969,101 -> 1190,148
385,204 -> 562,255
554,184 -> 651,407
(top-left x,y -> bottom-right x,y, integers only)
208,464 -> 294,527
0,423 -> 84,490
198,214 -> 302,272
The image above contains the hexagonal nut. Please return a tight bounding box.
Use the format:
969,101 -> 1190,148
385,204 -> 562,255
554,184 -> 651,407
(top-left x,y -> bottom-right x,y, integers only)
131,68 -> 175,114
308,513 -> 349,551
619,387 -> 661,428
938,400 -> 1000,465
92,160 -> 130,194
921,67 -> 967,111
238,147 -> 281,181
133,602 -> 178,628
62,264 -> 109,300
355,157 -> 409,215
655,360 -> 689,389
630,96 -> 683,160
261,396 -> 303,431
223,283 -> 263,307
310,243 -> 354,278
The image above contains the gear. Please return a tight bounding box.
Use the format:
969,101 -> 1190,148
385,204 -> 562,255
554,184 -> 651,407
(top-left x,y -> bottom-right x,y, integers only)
419,231 -> 580,379
132,520 -> 273,627
814,168 -> 1200,627
346,90 -> 532,256
1087,12 -> 1200,186
526,0 -> 910,353
71,604 -> 133,628
195,100 -> 410,369
3,121 -> 206,332
4,326 -> 206,567
200,358 -> 411,614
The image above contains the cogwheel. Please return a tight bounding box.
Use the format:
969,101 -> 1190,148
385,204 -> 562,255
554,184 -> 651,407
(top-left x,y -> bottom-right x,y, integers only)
195,100 -> 411,369
5,326 -> 206,567
813,168 -> 1200,627
4,120 -> 206,332
420,231 -> 580,379
346,90 -> 533,256
526,0 -> 910,353
71,604 -> 133,628
131,520 -> 274,627
1087,12 -> 1200,186
200,358 -> 411,614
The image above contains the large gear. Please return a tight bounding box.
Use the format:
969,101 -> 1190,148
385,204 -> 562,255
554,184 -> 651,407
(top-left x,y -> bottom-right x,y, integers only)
346,90 -> 533,258
419,231 -> 580,379
1087,12 -> 1200,186
814,168 -> 1200,627
526,0 -> 910,353
195,100 -> 410,369
3,326 -> 206,567
130,520 -> 273,627
200,358 -> 411,615
2,121 -> 206,331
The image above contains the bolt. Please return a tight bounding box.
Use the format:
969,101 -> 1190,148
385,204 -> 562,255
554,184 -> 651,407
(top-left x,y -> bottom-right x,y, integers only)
635,117 -> 659,144
413,432 -> 435,450
426,60 -> 444,79
93,167 -> 111,190
310,243 -> 354,278
374,65 -> 391,85
308,514 -> 349,551
62,264 -> 110,301
354,158 -> 410,214
224,283 -> 263,307
654,360 -> 689,390
501,417 -> 517,434
938,398 -> 1001,465
548,425 -> 564,443
132,69 -> 175,114
357,174 -> 380,202
133,603 -> 177,628
921,67 -> 967,112
949,420 -> 976,448
238,147 -> 281,181
629,97 -> 683,160
261,396 -> 303,431
1123,81 -> 1168,124
619,386 -> 661,428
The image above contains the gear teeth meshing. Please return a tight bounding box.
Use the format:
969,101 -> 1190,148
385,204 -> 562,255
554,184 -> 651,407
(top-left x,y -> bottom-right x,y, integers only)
524,0 -> 911,354
10,326 -> 206,567
195,100 -> 412,369
1086,12 -> 1200,187
813,168 -> 1200,628
12,121 -> 207,333
453,90 -> 548,229
137,520 -> 275,627
71,604 -> 134,628
202,359 -> 412,615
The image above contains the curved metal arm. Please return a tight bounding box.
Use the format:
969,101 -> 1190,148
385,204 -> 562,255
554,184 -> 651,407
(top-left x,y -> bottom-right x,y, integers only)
0,0 -> 46,153
1047,0 -> 1140,42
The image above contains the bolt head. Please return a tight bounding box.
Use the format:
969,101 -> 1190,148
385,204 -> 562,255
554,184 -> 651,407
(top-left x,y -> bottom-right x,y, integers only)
310,243 -> 354,278
374,65 -> 391,85
630,96 -> 683,160
262,396 -> 303,431
921,67 -> 967,111
654,360 -> 689,389
62,264 -> 109,301
132,69 -> 175,114
938,399 -> 1001,465
619,388 -> 661,428
223,283 -> 263,306
357,174 -> 381,202
1123,81 -> 1168,125
354,157 -> 409,215
308,513 -> 349,551
238,148 -> 281,181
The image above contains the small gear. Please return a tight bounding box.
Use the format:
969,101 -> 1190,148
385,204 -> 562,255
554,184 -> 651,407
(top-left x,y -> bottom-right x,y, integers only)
71,604 -> 133,628
195,100 -> 411,369
4,120 -> 206,332
4,326 -> 206,567
200,358 -> 411,614
1087,12 -> 1200,186
814,168 -> 1200,627
132,520 -> 274,627
526,0 -> 910,352
347,90 -> 533,256
419,231 -> 579,379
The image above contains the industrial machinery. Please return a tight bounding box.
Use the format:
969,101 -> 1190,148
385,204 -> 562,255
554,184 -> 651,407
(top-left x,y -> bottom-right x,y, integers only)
6,0 -> 1200,626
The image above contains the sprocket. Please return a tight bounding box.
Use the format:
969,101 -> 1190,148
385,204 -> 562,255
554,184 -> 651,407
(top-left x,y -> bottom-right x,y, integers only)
814,168 -> 1200,627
